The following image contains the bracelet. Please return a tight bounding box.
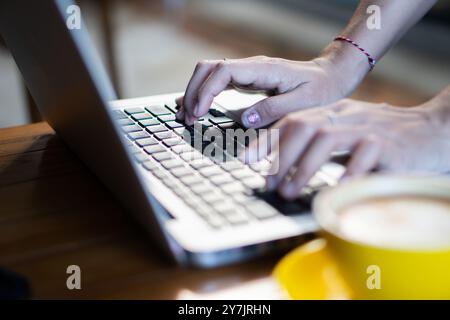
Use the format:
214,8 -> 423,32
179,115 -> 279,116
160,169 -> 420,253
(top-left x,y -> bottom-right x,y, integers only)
334,36 -> 376,71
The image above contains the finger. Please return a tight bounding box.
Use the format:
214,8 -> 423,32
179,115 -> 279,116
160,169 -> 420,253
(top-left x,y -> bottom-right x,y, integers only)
175,107 -> 185,121
240,89 -> 307,128
342,136 -> 382,179
240,126 -> 282,164
243,113 -> 297,163
183,60 -> 221,118
195,59 -> 288,119
185,113 -> 197,126
278,129 -> 336,199
266,121 -> 317,191
175,96 -> 185,120
240,129 -> 267,164
175,96 -> 184,107
278,127 -> 365,199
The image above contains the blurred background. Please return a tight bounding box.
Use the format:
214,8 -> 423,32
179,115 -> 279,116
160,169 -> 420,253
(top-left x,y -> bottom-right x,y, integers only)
0,0 -> 449,128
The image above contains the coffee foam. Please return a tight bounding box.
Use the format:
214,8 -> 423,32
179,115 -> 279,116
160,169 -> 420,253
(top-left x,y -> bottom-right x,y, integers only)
338,196 -> 450,250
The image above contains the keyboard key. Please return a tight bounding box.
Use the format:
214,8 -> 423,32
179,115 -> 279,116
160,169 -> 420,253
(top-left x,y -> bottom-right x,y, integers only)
249,160 -> 271,173
122,124 -> 142,133
318,163 -> 345,182
134,152 -> 149,163
172,144 -> 192,154
180,175 -> 203,186
123,138 -> 134,147
127,144 -> 141,154
201,211 -> 226,229
231,193 -> 252,203
190,159 -> 214,170
162,178 -> 178,189
180,151 -> 203,162
132,112 -> 153,121
209,108 -> 226,117
200,192 -> 224,204
139,118 -> 160,127
220,161 -> 245,172
199,119 -> 215,128
142,160 -> 159,172
136,137 -> 158,147
128,131 -> 151,140
143,145 -> 165,154
152,152 -> 173,162
146,105 -> 171,116
199,166 -> 224,177
162,138 -> 181,147
184,196 -> 204,208
160,159 -> 184,170
218,122 -> 239,130
153,169 -> 169,180
191,183 -> 212,195
112,110 -> 128,120
146,125 -> 168,134
244,201 -> 278,219
222,209 -> 249,224
165,101 -> 179,113
117,118 -> 134,126
221,182 -> 246,194
170,167 -> 193,178
210,174 -> 234,186
165,121 -> 185,129
158,114 -> 176,122
124,107 -> 145,114
230,168 -> 255,180
209,116 -> 234,125
154,131 -> 176,140
307,174 -> 328,189
206,147 -> 229,163
173,185 -> 190,198
173,127 -> 188,136
212,201 -> 235,213
241,176 -> 266,189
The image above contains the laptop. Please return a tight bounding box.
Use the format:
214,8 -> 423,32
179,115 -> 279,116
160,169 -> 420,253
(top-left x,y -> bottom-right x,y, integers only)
0,0 -> 345,267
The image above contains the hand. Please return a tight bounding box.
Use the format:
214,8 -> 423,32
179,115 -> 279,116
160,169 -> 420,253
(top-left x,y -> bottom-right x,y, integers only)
176,54 -> 364,127
244,87 -> 450,199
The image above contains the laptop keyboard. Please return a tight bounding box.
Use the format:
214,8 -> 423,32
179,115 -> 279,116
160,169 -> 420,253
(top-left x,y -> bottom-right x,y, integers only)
113,102 -> 336,229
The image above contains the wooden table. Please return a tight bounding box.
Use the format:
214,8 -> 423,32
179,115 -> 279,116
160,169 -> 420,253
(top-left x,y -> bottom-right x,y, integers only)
0,123 -> 285,299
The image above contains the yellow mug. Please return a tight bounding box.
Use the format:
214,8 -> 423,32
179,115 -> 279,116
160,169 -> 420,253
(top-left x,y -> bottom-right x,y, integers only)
313,175 -> 450,299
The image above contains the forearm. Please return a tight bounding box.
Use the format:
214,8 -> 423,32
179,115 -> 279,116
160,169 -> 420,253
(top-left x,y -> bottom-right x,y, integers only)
318,0 -> 437,95
424,85 -> 450,133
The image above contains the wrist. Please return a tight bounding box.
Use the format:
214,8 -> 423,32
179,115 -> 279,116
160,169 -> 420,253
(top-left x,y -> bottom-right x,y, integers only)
422,86 -> 450,133
315,40 -> 371,97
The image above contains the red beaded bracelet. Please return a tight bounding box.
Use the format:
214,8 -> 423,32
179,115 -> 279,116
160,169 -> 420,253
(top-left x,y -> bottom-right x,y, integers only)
334,36 -> 376,71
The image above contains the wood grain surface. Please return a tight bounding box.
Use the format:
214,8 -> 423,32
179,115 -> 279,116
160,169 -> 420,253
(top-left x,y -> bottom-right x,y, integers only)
0,122 -> 285,299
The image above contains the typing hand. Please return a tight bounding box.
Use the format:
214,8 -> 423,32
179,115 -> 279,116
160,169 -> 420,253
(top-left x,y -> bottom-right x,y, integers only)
243,87 -> 450,199
176,55 -> 359,127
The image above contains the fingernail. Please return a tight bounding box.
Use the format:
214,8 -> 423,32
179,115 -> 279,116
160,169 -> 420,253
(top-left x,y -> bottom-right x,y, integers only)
175,96 -> 184,106
244,110 -> 261,127
176,109 -> 185,120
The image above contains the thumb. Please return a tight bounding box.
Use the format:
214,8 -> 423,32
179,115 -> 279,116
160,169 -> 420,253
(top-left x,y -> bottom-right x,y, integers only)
241,95 -> 288,128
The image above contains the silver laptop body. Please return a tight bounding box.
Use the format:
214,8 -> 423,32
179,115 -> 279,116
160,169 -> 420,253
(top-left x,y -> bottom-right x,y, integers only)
0,0 -> 344,267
